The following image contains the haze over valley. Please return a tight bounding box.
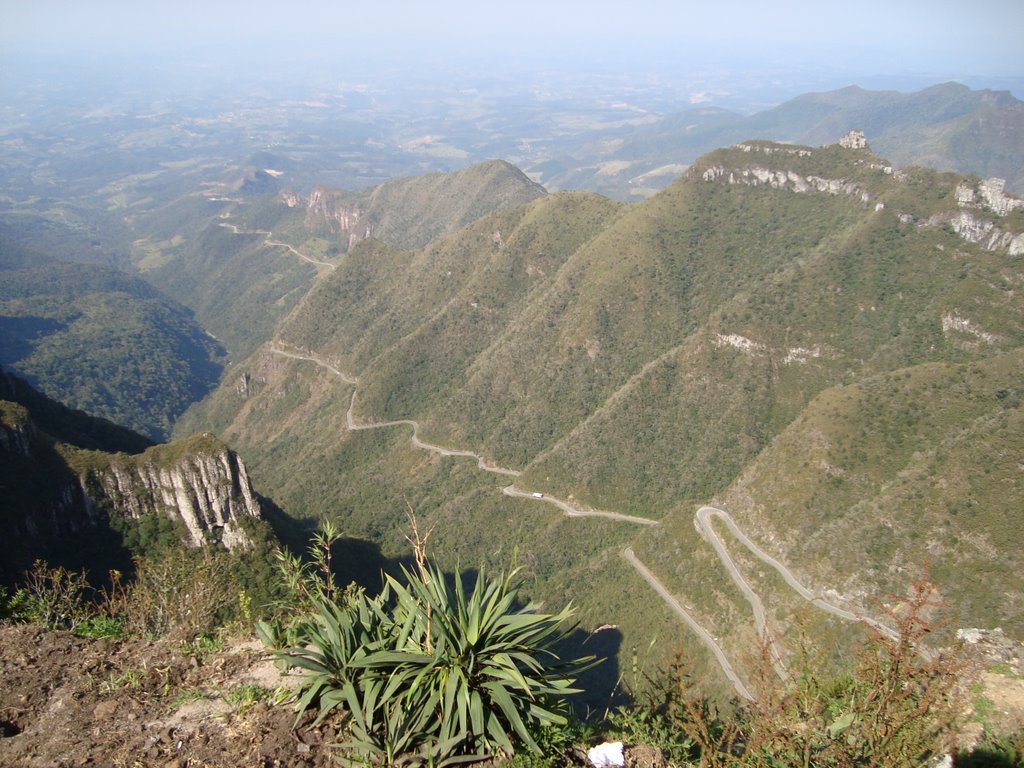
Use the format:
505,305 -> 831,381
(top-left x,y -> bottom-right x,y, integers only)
2,2 -> 1023,764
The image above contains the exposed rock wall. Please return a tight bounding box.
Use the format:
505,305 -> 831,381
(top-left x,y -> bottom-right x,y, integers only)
303,186 -> 374,246
921,210 -> 1024,255
277,186 -> 376,251
91,442 -> 261,550
1,403 -> 263,555
702,141 -> 1023,255
701,163 -> 874,204
838,129 -> 868,149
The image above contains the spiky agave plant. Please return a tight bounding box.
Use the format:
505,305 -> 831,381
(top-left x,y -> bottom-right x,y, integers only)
260,561 -> 593,766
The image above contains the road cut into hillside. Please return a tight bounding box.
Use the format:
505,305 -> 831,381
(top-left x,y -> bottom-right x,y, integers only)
502,486 -> 657,525
220,219 -> 335,270
345,391 -> 521,476
696,506 -> 899,643
272,346 -> 357,384
271,345 -> 519,474
623,547 -> 755,701
267,345 -> 899,701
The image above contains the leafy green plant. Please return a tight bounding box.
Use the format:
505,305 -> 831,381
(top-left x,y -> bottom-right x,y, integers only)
181,630 -> 226,660
222,683 -> 275,715
273,519 -> 342,609
260,560 -> 593,766
73,614 -> 127,639
6,560 -> 92,630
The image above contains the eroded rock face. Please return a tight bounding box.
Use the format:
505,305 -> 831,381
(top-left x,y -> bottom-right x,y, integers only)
701,163 -> 874,204
838,129 -> 868,149
2,396 -> 262,578
278,189 -> 302,208
305,186 -> 374,244
91,441 -> 262,550
979,178 -> 1023,216
920,210 -> 1024,255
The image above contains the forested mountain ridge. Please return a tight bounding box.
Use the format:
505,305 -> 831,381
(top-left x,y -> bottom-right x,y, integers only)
552,82 -> 1024,199
135,160 -> 548,360
179,137 -> 1023,694
0,231 -> 223,440
296,159 -> 548,252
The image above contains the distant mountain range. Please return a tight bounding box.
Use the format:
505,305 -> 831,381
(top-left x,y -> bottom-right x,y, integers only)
538,82 -> 1024,200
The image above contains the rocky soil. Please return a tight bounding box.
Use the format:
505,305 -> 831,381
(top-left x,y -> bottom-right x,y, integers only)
0,624 -> 337,767
3,621 -> 1023,767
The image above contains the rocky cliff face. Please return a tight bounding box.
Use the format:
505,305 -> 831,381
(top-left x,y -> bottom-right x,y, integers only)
701,162 -> 876,203
698,139 -> 1024,255
90,438 -> 262,550
1,392 -> 263,566
0,405 -> 33,458
303,186 -> 374,248
939,176 -> 1024,254
699,140 -> 886,205
922,209 -> 1024,255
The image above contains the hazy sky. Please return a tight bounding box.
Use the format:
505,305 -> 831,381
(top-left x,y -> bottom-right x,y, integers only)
3,0 -> 1023,80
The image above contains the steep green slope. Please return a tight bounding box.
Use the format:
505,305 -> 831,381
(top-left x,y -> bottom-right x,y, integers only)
519,156 -> 1023,514
184,144 -> 1022,696
136,160 -> 548,359
718,351 -> 1024,632
0,237 -> 223,440
345,159 -> 548,250
420,149 -> 878,469
629,350 -> 1024,678
142,220 -> 321,359
277,192 -> 627,416
176,348 -> 696,701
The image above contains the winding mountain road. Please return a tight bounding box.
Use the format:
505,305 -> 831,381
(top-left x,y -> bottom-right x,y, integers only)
624,547 -> 755,701
267,345 -> 898,700
696,507 -> 789,679
270,346 -> 519,475
272,347 -> 357,384
697,507 -> 899,642
219,220 -> 335,270
502,486 -> 657,525
345,390 -> 521,476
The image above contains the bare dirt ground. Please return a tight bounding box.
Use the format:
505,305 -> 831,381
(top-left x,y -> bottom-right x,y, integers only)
0,624 -> 338,767
2,620 -> 1022,767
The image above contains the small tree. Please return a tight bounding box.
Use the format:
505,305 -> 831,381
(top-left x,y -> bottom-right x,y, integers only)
652,575 -> 963,768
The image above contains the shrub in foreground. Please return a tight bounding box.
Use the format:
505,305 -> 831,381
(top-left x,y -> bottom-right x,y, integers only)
259,560 -> 593,766
636,576 -> 964,768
